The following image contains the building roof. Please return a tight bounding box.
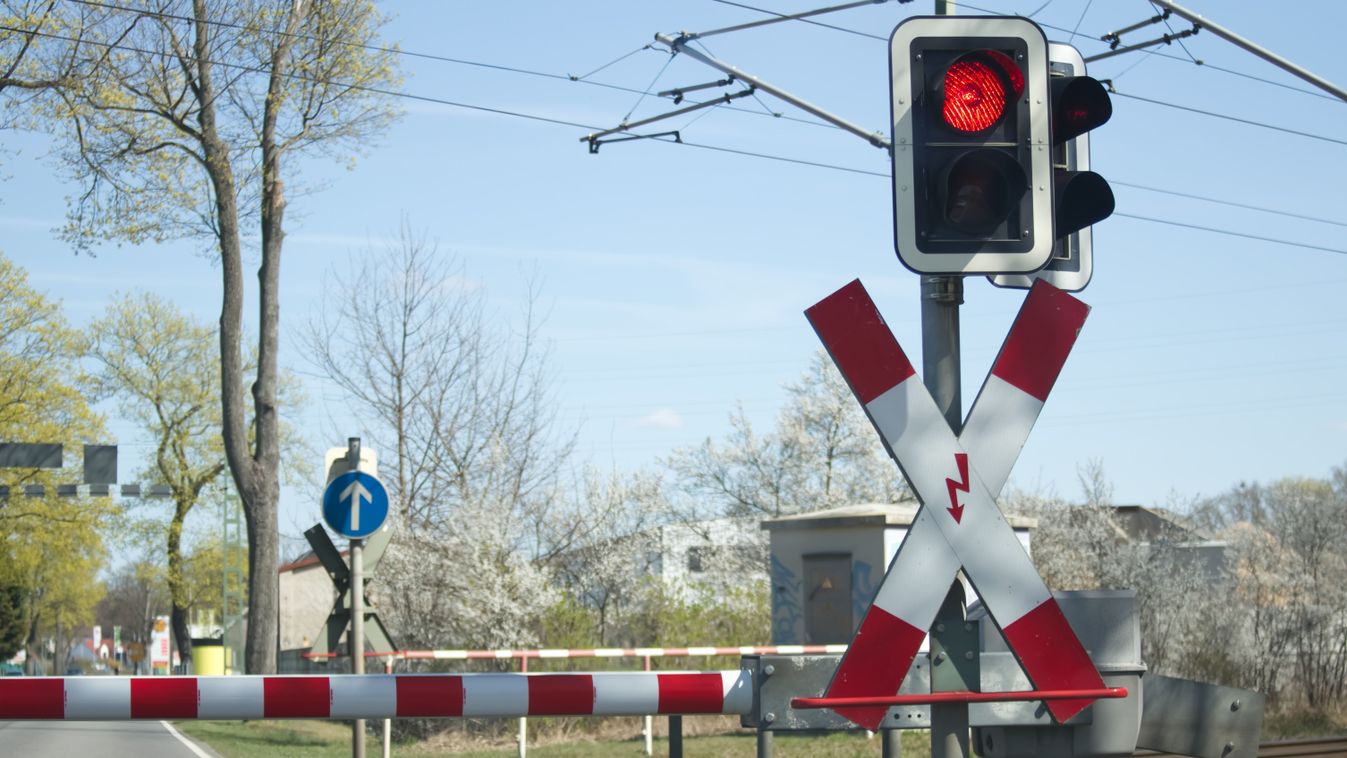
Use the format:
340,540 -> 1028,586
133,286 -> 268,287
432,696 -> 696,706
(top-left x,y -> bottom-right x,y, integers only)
278,549 -> 346,574
760,502 -> 1036,531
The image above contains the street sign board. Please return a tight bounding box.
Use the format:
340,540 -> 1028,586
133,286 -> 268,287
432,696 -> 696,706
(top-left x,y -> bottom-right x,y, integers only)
322,471 -> 389,539
806,279 -> 1104,730
304,523 -> 398,660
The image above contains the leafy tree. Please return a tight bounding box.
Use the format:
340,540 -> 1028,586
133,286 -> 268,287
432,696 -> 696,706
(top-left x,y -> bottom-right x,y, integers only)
87,292 -> 225,667
26,0 -> 400,673
667,350 -> 909,519
0,252 -> 109,672
95,561 -> 167,672
0,584 -> 26,660
0,2 -> 74,127
89,292 -> 298,667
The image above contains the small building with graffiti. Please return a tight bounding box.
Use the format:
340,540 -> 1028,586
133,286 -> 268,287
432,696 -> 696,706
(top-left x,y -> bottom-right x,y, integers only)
761,503 -> 1036,644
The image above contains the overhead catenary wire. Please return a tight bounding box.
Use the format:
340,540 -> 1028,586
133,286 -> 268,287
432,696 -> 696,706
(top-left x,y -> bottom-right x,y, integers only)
5,12 -> 1344,259
707,0 -> 891,41
1108,90 -> 1347,147
1114,213 -> 1347,255
1112,181 -> 1347,229
953,0 -> 1344,105
59,0 -> 842,132
1136,48 -> 1342,102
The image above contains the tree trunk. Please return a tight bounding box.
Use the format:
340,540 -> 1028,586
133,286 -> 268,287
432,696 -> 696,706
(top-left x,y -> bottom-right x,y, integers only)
166,502 -> 194,668
191,0 -> 277,675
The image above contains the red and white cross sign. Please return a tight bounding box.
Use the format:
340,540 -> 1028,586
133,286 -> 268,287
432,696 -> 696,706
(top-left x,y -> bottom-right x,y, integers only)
805,279 -> 1103,730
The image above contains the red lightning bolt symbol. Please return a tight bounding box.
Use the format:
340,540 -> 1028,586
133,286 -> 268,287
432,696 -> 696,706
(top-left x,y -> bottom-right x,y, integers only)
945,452 -> 969,524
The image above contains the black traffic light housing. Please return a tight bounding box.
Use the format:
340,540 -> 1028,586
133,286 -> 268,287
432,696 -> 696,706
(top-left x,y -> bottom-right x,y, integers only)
890,16 -> 1053,275
993,42 -> 1115,292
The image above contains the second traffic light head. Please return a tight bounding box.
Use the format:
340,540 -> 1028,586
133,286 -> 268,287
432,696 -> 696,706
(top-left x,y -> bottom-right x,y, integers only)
1050,74 -> 1114,240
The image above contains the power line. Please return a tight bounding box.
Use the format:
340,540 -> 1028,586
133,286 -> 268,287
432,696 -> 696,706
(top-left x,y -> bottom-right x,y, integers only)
955,1 -> 1103,40
61,0 -> 841,133
959,0 -> 1342,104
1112,181 -> 1347,228
708,0 -> 890,41
1135,47 -> 1342,103
6,21 -> 1344,260
667,137 -> 888,177
1109,90 -> 1347,147
1114,213 -> 1347,255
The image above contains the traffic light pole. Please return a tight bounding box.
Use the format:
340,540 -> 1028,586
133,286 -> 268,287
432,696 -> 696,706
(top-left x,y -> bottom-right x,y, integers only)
922,0 -> 968,750
921,275 -> 970,758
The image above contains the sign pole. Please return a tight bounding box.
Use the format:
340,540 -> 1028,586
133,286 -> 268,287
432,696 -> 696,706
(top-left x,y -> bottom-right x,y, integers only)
352,535 -> 365,758
348,438 -> 366,758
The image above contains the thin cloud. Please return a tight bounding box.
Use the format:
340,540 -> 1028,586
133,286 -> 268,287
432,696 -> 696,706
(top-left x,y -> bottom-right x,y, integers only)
635,408 -> 683,429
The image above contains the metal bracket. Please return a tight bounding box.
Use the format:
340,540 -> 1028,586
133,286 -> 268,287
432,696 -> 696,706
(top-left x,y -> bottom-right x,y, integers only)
742,653 -> 1075,731
588,130 -> 681,154
658,77 -> 734,104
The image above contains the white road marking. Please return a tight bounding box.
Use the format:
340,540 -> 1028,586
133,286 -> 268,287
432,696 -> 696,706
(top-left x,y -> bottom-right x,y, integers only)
160,720 -> 213,758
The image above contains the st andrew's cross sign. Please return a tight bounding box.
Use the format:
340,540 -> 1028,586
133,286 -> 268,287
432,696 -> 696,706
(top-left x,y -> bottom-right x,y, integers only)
805,279 -> 1103,730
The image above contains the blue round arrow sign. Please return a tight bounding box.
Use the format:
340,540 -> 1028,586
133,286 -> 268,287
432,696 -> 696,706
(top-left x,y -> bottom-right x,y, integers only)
322,471 -> 389,539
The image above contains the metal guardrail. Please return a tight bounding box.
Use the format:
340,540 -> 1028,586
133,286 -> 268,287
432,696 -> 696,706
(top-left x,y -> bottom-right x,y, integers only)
303,643 -> 848,662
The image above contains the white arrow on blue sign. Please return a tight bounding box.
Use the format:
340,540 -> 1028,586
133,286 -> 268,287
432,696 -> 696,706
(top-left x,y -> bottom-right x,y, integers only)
322,470 -> 389,539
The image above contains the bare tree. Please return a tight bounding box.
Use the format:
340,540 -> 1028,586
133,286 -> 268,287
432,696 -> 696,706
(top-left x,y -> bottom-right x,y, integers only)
303,226 -> 591,651
303,225 -> 575,542
666,350 -> 909,520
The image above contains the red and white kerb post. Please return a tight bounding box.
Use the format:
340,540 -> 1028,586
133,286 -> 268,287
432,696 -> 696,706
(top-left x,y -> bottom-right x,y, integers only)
805,279 -> 1104,730
0,672 -> 752,720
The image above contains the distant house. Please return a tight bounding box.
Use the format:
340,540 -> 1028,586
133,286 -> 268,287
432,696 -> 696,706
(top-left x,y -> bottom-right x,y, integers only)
277,550 -> 341,672
1110,504 -> 1227,578
646,517 -> 769,590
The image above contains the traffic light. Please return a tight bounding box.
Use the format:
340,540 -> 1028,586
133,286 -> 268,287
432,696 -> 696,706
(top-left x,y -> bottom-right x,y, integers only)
993,42 -> 1114,291
890,16 -> 1052,275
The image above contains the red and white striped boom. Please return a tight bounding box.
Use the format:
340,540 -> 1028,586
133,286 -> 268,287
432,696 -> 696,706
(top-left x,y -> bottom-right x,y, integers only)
0,672 -> 752,720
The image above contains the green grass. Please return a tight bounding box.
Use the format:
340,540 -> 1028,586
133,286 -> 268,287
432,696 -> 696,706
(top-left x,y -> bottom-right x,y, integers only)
176,720 -> 355,758
177,721 -> 934,757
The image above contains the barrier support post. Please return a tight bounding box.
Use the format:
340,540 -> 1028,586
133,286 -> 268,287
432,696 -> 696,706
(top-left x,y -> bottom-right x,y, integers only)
518,655 -> 528,758
383,658 -> 393,758
643,655 -> 653,756
883,727 -> 902,757
756,727 -> 774,758
669,715 -> 683,758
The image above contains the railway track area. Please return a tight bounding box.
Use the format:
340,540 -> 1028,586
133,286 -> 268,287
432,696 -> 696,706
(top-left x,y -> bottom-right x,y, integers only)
1137,737 -> 1347,757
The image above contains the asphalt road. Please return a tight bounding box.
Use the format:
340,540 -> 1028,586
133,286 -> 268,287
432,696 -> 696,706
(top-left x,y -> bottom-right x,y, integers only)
0,719 -> 218,757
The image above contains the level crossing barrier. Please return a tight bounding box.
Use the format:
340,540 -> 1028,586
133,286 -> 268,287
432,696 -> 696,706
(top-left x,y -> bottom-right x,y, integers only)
0,671 -> 752,720
302,643 -> 847,755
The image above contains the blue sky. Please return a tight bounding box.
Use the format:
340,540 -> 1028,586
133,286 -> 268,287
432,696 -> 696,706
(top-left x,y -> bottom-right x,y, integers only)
2,1 -> 1345,548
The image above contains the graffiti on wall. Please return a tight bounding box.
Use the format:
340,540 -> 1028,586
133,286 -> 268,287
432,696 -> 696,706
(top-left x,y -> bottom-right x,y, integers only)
770,554 -> 802,644
851,559 -> 878,625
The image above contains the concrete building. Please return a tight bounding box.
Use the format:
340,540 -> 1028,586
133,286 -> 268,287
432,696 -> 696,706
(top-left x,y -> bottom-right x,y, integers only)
762,503 -> 1036,645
